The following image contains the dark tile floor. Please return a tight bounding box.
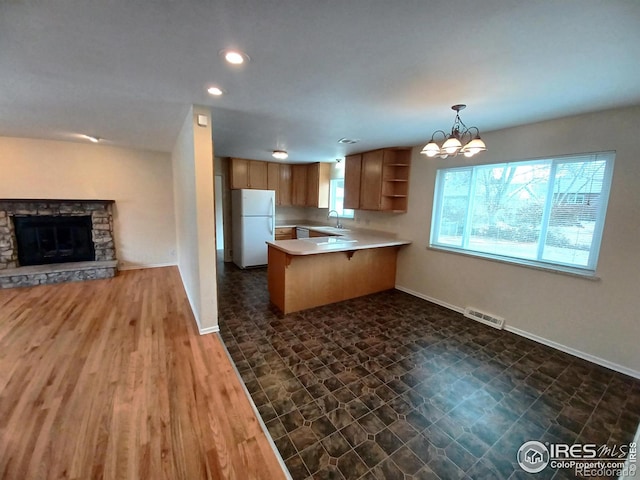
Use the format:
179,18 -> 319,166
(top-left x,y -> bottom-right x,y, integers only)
217,261 -> 640,480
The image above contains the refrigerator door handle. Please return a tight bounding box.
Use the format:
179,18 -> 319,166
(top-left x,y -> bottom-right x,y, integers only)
269,196 -> 274,235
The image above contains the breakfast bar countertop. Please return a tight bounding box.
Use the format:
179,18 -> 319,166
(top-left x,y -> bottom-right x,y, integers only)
267,228 -> 411,256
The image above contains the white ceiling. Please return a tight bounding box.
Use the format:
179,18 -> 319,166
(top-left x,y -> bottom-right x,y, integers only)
1,0 -> 639,162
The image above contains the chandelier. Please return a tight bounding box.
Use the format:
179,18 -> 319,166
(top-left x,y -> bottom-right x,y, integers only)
421,104 -> 487,158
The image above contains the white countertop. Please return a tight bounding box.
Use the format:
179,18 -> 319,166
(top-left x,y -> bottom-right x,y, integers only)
267,227 -> 411,256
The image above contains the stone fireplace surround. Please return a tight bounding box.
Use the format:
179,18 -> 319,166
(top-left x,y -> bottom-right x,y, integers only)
0,199 -> 118,288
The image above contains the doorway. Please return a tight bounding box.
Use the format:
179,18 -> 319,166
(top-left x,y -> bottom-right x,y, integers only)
214,175 -> 224,252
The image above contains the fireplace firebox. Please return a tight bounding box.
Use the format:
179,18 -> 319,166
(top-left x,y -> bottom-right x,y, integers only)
0,199 -> 117,289
13,215 -> 95,266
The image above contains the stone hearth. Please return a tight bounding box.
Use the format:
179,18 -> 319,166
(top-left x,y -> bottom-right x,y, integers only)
0,199 -> 118,288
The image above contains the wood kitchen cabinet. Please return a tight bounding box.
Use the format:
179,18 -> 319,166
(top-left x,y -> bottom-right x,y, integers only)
229,158 -> 332,208
359,150 -> 384,210
275,227 -> 295,240
267,162 -> 292,206
306,162 -> 331,208
267,162 -> 279,192
278,164 -> 292,206
343,154 -> 362,210
344,147 -> 411,212
230,158 -> 268,189
291,164 -> 308,206
380,148 -> 411,212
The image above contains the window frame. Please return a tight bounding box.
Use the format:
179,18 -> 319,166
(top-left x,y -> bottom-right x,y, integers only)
429,151 -> 615,277
329,178 -> 355,219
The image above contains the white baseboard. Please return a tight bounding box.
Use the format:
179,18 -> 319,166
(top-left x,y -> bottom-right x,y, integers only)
395,285 -> 465,314
199,325 -> 219,335
503,325 -> 640,380
118,262 -> 177,271
394,284 -> 640,380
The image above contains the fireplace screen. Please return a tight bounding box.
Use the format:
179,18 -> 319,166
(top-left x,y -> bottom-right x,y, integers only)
13,215 -> 95,266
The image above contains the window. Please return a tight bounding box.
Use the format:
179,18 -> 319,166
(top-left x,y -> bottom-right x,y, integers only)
430,152 -> 615,275
329,178 -> 355,219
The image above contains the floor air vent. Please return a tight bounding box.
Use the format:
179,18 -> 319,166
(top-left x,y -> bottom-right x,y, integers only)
464,307 -> 505,330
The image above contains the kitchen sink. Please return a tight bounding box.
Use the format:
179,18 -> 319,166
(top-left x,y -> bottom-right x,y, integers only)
302,237 -> 358,246
314,227 -> 351,233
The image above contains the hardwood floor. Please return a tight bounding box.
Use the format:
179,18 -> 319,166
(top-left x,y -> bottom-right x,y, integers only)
0,267 -> 288,480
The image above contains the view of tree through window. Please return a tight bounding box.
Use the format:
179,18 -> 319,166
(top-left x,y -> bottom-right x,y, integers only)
431,152 -> 614,273
329,178 -> 354,219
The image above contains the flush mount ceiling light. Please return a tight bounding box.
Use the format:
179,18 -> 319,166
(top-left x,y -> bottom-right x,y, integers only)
220,49 -> 250,65
272,150 -> 288,160
82,134 -> 100,143
421,105 -> 487,159
338,138 -> 359,145
207,86 -> 225,96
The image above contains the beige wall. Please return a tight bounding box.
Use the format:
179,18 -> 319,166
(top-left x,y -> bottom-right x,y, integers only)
320,106 -> 640,376
0,136 -> 176,269
171,106 -> 218,332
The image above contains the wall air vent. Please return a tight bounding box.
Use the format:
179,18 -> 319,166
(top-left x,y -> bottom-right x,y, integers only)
464,307 -> 505,330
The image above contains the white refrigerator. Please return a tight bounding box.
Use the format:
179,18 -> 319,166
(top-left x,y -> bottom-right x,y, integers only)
232,189 -> 275,268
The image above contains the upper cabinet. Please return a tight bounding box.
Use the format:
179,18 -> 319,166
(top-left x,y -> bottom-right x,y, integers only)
229,158 -> 330,209
230,158 -> 268,190
267,162 -> 292,206
278,164 -> 292,206
360,150 -> 384,210
343,154 -> 362,210
306,162 -> 331,208
291,164 -> 308,207
344,147 -> 411,212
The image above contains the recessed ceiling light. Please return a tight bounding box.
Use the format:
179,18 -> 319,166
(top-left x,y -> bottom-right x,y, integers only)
338,138 -> 359,144
82,135 -> 100,143
220,49 -> 250,65
207,86 -> 225,96
272,150 -> 288,160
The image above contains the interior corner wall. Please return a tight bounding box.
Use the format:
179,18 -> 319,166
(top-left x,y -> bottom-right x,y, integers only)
390,106 -> 640,377
171,106 -> 218,333
0,136 -> 176,268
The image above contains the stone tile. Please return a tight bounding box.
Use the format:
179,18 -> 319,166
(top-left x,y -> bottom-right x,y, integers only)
375,427 -> 403,456
388,419 -> 419,443
284,454 -> 310,480
289,426 -> 318,452
326,408 -> 355,430
300,442 -> 331,475
216,262 -> 640,480
371,457 -> 405,480
358,411 -> 386,435
340,422 -> 368,448
321,431 -> 352,459
354,440 -> 386,468
274,435 -> 297,460
280,409 -> 304,433
390,445 -> 424,475
337,450 -> 368,480
311,415 -> 337,438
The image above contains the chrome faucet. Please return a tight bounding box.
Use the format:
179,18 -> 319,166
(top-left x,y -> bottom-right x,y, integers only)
327,210 -> 342,229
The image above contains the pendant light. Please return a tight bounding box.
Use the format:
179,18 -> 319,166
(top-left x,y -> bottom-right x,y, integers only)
421,105 -> 487,159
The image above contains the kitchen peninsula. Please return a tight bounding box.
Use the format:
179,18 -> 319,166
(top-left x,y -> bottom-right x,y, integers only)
267,227 -> 410,314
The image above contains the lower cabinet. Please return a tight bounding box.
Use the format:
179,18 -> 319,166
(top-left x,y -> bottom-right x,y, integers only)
275,227 -> 296,240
